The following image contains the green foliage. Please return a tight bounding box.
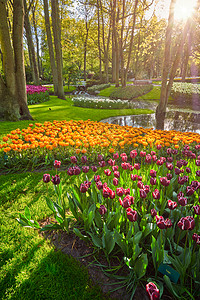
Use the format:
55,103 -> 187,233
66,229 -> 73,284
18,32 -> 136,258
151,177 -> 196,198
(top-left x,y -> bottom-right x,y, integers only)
87,83 -> 111,94
27,91 -> 50,105
46,86 -> 76,95
110,85 -> 153,100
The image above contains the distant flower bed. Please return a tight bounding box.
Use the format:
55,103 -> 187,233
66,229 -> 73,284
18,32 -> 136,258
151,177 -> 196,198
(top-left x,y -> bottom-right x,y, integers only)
171,83 -> 200,101
26,85 -> 50,105
87,83 -> 111,95
72,96 -> 135,109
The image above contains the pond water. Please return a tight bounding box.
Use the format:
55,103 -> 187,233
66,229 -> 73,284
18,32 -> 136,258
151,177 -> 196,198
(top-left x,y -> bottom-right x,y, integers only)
101,110 -> 200,134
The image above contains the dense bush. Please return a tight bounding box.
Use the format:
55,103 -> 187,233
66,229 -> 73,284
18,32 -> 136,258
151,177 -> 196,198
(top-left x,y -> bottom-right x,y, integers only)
171,82 -> 200,101
110,84 -> 153,100
87,83 -> 111,95
26,85 -> 50,105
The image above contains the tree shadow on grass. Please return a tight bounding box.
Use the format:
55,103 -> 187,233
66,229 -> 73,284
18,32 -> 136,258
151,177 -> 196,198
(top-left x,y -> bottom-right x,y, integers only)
0,244 -> 107,300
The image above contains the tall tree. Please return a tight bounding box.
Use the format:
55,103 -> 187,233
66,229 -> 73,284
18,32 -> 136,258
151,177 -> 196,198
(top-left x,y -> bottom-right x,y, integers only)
51,0 -> 65,99
156,0 -> 195,129
24,0 -> 40,85
43,0 -> 58,95
0,0 -> 33,121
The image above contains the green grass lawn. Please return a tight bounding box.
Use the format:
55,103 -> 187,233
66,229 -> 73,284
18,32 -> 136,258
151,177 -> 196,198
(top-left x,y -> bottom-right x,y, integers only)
0,172 -> 108,300
98,85 -> 173,101
0,96 -> 153,139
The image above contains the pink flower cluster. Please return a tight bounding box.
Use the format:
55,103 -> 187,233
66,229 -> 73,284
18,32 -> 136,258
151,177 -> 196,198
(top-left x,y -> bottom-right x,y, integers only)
26,85 -> 49,95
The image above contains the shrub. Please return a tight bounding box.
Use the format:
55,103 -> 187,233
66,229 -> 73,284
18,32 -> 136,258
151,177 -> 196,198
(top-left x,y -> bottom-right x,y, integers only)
110,84 -> 153,100
26,85 -> 50,105
87,83 -> 111,95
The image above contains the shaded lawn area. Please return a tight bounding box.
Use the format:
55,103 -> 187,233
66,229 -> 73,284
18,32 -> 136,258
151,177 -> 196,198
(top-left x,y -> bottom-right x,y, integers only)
0,172 -> 108,300
0,96 -> 153,139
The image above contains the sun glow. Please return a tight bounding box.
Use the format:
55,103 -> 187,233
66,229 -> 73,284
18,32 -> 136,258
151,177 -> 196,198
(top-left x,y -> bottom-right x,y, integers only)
174,0 -> 197,20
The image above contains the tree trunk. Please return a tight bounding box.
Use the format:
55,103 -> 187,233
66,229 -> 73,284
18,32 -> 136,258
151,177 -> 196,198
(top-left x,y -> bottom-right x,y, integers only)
97,0 -> 102,81
0,0 -> 32,121
24,0 -> 40,85
123,0 -> 138,87
156,0 -> 176,119
51,0 -> 65,99
32,3 -> 42,77
43,0 -> 58,95
13,0 -> 33,119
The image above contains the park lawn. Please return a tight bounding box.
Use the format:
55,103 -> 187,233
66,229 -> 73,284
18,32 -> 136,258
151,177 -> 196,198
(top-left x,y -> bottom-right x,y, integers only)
0,96 -> 153,139
0,171 -> 108,300
99,85 -> 173,101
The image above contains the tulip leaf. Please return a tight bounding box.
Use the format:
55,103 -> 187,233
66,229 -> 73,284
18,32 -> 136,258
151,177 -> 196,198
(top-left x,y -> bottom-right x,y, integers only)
24,206 -> 31,220
88,232 -> 102,248
134,253 -> 148,279
163,275 -> 181,299
114,230 -> 128,256
73,228 -> 89,241
45,197 -> 56,213
40,224 -> 62,231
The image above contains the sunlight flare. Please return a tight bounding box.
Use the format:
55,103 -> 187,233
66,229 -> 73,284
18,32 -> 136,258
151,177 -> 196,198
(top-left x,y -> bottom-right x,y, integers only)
174,0 -> 197,20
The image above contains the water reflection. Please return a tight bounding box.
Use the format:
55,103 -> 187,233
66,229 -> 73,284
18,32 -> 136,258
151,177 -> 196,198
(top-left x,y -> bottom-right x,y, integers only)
101,111 -> 200,134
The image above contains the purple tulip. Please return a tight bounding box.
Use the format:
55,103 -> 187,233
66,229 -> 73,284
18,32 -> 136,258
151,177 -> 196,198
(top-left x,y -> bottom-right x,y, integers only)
152,189 -> 160,200
168,200 -> 177,210
99,161 -> 106,168
130,150 -> 137,159
82,166 -> 90,173
178,216 -> 195,230
81,156 -> 87,163
116,187 -> 124,196
91,165 -> 97,172
113,177 -> 119,186
193,205 -> 200,215
54,160 -> 61,168
104,169 -> 111,176
150,169 -> 156,177
51,174 -> 60,185
43,173 -> 50,183
114,171 -> 120,178
160,177 -> 170,187
70,156 -> 77,164
113,152 -> 119,159
126,208 -> 137,222
99,205 -> 107,215
151,208 -> 157,217
150,177 -> 157,185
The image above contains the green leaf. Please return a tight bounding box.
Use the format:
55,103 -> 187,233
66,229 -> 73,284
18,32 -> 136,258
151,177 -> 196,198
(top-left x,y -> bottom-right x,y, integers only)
73,228 -> 88,241
24,206 -> 31,220
134,231 -> 142,244
103,224 -> 115,255
134,253 -> 148,279
88,232 -> 102,248
163,275 -> 181,299
40,224 -> 62,231
94,211 -> 103,228
114,230 -> 128,256
45,197 -> 56,213
53,202 -> 65,219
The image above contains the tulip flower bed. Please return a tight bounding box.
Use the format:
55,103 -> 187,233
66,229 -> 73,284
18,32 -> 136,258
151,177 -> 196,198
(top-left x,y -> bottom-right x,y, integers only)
26,85 -> 50,105
17,142 -> 200,299
1,120 -> 200,172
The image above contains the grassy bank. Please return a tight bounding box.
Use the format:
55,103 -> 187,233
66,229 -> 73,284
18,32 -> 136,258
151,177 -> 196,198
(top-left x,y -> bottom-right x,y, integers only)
0,96 -> 153,139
